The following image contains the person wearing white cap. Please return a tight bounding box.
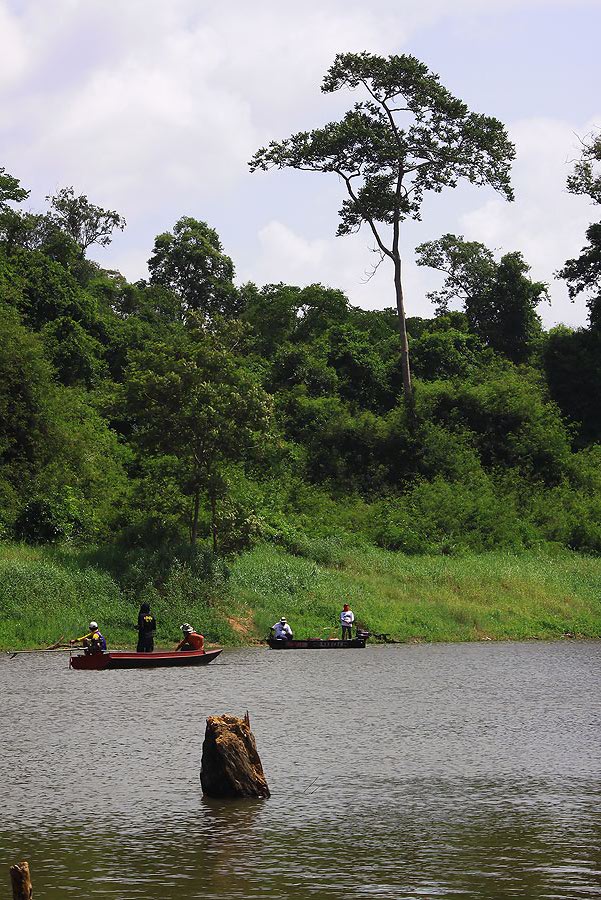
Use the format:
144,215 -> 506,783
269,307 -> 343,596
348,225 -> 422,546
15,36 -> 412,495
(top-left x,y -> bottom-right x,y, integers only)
270,617 -> 293,641
70,621 -> 107,654
175,623 -> 205,652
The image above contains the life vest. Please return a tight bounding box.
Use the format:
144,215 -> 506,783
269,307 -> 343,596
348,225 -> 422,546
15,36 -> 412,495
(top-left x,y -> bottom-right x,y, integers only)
86,630 -> 106,653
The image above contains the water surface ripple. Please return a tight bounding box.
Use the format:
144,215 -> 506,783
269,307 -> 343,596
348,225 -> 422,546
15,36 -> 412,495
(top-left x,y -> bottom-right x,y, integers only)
0,641 -> 599,899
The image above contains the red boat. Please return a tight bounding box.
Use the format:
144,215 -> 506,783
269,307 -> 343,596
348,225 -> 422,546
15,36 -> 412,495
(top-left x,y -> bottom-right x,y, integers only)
69,648 -> 223,670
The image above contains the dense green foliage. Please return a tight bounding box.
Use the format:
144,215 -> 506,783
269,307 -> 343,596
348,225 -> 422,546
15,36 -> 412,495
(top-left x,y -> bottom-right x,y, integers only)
557,133 -> 601,327
0,120 -> 600,644
415,235 -> 547,362
548,132 -> 601,442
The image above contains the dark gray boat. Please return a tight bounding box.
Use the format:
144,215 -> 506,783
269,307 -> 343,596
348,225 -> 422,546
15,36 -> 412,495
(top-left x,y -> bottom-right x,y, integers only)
268,631 -> 369,650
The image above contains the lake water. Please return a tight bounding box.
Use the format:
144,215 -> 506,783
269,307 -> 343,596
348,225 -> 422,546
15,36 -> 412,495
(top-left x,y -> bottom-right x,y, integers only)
0,641 -> 599,899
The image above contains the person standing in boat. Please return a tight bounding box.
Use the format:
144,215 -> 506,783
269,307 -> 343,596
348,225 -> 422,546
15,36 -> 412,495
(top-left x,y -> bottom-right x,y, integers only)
340,604 -> 355,640
175,623 -> 205,652
70,621 -> 107,654
136,602 -> 157,653
271,617 -> 293,641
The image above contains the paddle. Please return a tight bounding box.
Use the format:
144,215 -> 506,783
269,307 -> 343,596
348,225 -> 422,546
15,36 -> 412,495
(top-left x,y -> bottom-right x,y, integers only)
8,647 -> 75,659
8,637 -> 70,659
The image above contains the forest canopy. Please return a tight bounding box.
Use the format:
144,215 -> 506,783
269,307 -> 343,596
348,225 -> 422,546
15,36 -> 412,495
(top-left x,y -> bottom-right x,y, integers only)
0,121 -> 600,561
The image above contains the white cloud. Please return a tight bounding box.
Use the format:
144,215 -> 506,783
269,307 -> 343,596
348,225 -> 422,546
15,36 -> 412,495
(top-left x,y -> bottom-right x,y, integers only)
8,19 -> 257,213
0,2 -> 29,89
461,115 -> 601,326
2,0 -> 400,222
252,221 -> 329,277
243,116 -> 601,328
241,219 -> 437,320
0,0 -> 598,330
105,244 -> 150,283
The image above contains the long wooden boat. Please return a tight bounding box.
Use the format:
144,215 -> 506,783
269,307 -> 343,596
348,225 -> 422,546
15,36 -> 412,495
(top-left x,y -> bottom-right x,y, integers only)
268,637 -> 366,650
69,648 -> 223,670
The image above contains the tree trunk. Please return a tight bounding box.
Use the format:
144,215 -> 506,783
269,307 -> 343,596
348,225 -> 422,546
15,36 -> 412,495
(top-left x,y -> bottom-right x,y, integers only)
200,713 -> 270,798
10,861 -> 33,900
190,488 -> 200,546
393,253 -> 414,407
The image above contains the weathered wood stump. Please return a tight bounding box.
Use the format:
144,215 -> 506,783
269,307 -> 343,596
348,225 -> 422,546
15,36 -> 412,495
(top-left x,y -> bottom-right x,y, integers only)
10,861 -> 33,899
200,712 -> 270,799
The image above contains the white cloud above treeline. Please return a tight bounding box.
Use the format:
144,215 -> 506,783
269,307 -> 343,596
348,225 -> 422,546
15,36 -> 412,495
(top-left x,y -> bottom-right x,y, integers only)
0,0 -> 599,326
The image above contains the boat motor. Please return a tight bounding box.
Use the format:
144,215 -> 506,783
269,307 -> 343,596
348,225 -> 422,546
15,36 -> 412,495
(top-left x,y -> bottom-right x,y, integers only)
356,628 -> 370,641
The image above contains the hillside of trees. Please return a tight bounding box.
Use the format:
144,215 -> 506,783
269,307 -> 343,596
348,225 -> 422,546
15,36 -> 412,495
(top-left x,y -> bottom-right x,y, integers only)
2,129 -> 601,645
1,52 -> 601,644
1,146 -> 600,569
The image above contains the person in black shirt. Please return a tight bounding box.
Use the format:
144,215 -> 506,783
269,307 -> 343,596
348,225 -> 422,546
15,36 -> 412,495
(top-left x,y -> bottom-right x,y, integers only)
137,602 -> 157,652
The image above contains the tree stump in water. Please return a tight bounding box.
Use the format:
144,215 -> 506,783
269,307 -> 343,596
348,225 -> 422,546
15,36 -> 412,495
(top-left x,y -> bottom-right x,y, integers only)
200,712 -> 270,799
10,861 -> 33,899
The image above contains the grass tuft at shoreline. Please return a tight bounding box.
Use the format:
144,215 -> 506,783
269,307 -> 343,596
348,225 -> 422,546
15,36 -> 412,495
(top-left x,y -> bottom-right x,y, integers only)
0,542 -> 600,651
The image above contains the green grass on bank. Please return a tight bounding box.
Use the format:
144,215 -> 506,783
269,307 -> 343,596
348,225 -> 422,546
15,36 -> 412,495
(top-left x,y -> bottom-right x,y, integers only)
0,543 -> 236,650
229,545 -> 601,642
0,542 -> 600,651
0,544 -> 129,650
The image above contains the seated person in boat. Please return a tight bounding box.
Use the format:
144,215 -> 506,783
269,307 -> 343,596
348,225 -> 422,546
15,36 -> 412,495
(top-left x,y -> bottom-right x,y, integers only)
70,621 -> 107,654
175,623 -> 205,652
136,602 -> 157,653
271,617 -> 293,641
340,604 -> 355,640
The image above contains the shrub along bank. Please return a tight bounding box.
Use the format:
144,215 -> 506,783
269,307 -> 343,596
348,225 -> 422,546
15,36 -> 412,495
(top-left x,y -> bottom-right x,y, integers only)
1,542 -> 600,650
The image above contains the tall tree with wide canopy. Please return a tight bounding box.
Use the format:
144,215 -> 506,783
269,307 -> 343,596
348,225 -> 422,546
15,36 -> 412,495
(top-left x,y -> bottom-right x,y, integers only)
250,53 -> 515,405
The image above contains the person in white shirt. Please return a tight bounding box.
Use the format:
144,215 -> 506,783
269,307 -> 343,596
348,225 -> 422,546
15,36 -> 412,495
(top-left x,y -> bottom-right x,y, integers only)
340,604 -> 355,640
271,617 -> 293,641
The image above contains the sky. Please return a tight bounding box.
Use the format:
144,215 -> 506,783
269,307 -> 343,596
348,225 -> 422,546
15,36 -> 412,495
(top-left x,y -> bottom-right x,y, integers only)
1,0 -> 599,327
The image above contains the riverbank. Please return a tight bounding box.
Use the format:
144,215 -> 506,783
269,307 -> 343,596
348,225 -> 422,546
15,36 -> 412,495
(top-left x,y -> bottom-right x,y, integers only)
1,542 -> 600,650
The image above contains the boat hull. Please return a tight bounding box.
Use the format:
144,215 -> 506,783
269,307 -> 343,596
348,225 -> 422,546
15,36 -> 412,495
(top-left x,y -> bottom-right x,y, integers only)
69,648 -> 223,670
268,638 -> 366,650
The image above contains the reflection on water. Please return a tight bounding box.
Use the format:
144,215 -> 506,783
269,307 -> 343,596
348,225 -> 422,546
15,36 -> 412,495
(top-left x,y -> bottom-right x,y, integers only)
0,642 -> 599,898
